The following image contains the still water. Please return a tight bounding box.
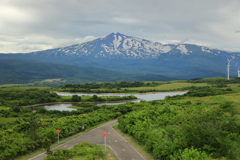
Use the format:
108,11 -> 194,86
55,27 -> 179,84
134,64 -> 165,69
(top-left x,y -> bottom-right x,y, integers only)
36,91 -> 186,111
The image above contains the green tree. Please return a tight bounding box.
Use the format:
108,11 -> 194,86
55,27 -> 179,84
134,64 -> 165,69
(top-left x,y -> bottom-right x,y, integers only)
92,95 -> 99,101
23,114 -> 41,141
170,147 -> 210,160
71,95 -> 81,102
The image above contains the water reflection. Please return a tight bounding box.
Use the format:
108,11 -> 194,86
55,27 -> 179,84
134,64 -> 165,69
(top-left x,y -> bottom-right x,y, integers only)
36,91 -> 186,111
35,103 -> 76,111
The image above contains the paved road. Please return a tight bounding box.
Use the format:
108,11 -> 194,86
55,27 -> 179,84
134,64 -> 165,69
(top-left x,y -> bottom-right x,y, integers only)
28,120 -> 146,160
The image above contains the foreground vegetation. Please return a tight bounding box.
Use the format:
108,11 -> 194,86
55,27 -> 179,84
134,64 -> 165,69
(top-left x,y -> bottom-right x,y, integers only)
0,77 -> 240,159
118,101 -> 239,159
44,142 -> 116,160
0,103 -> 136,160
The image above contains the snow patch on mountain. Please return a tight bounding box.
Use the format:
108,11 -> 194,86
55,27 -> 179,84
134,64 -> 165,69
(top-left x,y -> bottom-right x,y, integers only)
113,35 -> 122,50
31,32 -> 240,62
122,39 -> 133,50
32,33 -> 179,59
201,47 -> 212,53
176,45 -> 188,54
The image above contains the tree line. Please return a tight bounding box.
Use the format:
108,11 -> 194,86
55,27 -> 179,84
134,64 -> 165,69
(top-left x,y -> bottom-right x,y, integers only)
188,77 -> 240,87
0,88 -> 61,107
61,81 -> 160,89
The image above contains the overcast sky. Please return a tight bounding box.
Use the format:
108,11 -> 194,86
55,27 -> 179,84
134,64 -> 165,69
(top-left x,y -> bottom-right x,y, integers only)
1,0 -> 240,53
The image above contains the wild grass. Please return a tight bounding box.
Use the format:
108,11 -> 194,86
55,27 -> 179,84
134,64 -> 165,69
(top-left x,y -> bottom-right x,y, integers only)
0,87 -> 51,91
0,106 -> 10,110
60,95 -> 92,101
71,145 -> 116,160
0,117 -> 18,124
0,84 -> 27,88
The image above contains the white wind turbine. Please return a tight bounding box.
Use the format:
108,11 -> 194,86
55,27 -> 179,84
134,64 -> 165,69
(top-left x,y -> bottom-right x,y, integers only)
227,60 -> 231,80
238,68 -> 240,78
227,56 -> 235,80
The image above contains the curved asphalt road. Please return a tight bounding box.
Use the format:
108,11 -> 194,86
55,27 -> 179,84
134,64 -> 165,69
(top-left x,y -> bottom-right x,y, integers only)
28,120 -> 146,160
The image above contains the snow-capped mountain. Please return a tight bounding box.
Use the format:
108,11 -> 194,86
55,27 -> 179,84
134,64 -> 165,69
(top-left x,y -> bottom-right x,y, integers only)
32,33 -> 173,58
31,32 -> 239,61
1,33 -> 240,79
31,33 -> 200,58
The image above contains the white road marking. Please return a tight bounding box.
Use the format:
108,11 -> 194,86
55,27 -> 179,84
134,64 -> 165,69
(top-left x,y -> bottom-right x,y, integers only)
115,140 -> 117,142
63,145 -> 67,148
105,145 -> 122,160
122,149 -> 125,151
111,125 -> 146,160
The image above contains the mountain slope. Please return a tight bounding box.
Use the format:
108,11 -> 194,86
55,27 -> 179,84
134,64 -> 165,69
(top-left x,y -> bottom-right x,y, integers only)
1,33 -> 239,79
43,32 -> 172,59
0,61 -> 175,85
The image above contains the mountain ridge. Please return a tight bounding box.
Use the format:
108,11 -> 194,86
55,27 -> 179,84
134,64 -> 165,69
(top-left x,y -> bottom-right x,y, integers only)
30,32 -> 240,60
1,33 -> 240,80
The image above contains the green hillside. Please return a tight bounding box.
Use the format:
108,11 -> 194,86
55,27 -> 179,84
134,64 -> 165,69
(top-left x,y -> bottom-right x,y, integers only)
0,61 -> 176,86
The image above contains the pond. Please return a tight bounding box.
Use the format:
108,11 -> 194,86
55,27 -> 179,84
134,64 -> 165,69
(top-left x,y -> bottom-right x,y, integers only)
35,91 -> 187,111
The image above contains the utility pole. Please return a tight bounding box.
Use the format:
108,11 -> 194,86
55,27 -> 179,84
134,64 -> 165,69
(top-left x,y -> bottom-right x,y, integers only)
56,130 -> 60,144
102,132 -> 107,148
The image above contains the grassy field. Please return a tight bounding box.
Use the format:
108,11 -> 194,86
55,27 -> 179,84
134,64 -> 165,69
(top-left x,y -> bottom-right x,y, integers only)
60,95 -> 93,101
71,145 -> 116,160
0,106 -> 10,110
0,80 -> 218,92
0,86 -> 51,91
227,84 -> 240,92
123,82 -> 209,91
181,92 -> 240,108
0,117 -> 18,124
89,82 -> 210,93
0,84 -> 28,88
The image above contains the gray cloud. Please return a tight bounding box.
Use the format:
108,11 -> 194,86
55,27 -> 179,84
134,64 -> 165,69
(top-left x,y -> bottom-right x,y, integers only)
178,38 -> 189,45
1,0 -> 240,53
52,36 -> 97,48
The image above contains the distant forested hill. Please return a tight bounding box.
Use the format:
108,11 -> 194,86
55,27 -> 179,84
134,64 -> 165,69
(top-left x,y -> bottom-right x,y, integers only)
0,61 -> 176,85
